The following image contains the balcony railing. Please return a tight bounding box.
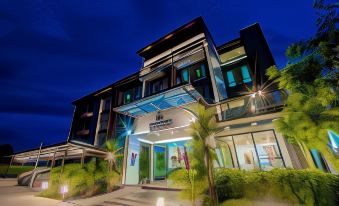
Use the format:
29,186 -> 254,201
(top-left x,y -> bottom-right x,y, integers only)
218,90 -> 287,122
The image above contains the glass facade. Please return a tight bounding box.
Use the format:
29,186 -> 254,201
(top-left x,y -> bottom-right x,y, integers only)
216,130 -> 285,171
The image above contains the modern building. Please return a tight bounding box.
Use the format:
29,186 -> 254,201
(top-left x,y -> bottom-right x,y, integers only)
13,17 -> 319,187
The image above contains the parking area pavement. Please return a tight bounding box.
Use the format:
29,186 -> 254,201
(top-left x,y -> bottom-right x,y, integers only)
0,179 -> 191,206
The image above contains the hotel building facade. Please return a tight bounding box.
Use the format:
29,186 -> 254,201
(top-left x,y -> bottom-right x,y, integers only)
14,17 -> 314,186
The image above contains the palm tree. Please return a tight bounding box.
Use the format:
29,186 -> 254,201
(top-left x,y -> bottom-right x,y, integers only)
103,139 -> 123,175
190,104 -> 219,206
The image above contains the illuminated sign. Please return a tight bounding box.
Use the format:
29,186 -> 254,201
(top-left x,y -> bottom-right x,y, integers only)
149,112 -> 173,131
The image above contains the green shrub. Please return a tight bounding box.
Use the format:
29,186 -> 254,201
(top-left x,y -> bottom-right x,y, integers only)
215,168 -> 339,206
0,165 -> 34,175
40,160 -> 120,199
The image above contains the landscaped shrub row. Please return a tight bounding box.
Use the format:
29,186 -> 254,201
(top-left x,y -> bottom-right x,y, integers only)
40,160 -> 120,200
215,168 -> 339,206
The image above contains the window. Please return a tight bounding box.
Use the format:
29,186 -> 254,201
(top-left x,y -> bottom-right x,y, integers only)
102,98 -> 111,111
227,71 -> 236,87
241,66 -> 251,83
215,136 -> 237,168
233,133 -> 260,170
215,130 -> 285,171
252,131 -> 284,170
150,76 -> 168,94
176,68 -> 189,84
224,64 -> 252,87
219,46 -> 246,64
121,86 -> 141,105
124,92 -> 132,104
194,64 -> 206,80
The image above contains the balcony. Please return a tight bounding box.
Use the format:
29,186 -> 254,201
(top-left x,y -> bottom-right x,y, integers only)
218,90 -> 287,122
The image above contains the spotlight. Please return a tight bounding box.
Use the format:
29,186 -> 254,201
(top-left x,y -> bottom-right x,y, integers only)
258,90 -> 262,95
127,130 -> 132,135
251,93 -> 256,98
60,184 -> 68,199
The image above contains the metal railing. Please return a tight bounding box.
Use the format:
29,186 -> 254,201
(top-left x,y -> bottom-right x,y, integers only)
218,89 -> 287,121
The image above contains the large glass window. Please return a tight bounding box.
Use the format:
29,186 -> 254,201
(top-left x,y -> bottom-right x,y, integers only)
139,144 -> 150,181
225,65 -> 252,87
233,133 -> 260,170
252,131 -> 284,170
154,145 -> 166,180
219,46 -> 246,64
215,136 -> 237,168
215,130 -> 285,171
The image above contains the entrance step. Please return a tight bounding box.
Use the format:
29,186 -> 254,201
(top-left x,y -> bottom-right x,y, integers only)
141,184 -> 182,191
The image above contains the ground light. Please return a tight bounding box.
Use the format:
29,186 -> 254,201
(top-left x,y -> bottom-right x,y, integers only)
41,181 -> 48,190
60,184 -> 68,199
156,197 -> 165,206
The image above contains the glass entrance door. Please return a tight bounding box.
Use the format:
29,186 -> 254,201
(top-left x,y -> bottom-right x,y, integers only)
154,145 -> 166,180
139,144 -> 150,181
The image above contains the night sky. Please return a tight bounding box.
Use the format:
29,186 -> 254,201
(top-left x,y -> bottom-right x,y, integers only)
0,0 -> 318,152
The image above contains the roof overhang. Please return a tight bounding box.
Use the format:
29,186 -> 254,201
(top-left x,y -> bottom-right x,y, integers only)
13,141 -> 107,163
113,84 -> 202,118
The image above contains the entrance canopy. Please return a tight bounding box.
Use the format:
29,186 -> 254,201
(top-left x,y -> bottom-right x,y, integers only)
113,85 -> 202,117
12,141 -> 107,164
134,125 -> 192,145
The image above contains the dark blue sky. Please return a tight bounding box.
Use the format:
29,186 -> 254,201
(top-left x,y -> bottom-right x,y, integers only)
0,0 -> 319,152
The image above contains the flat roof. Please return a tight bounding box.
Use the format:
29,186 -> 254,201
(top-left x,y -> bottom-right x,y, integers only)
137,17 -> 207,59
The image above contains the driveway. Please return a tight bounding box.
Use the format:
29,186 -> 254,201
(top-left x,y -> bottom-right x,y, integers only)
0,179 -> 191,206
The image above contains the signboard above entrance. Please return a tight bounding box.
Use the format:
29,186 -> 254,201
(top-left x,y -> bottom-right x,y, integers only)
149,112 -> 173,131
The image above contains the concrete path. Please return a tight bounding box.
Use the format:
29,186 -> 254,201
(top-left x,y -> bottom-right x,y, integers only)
0,179 -> 191,206
70,186 -> 191,206
0,178 -> 71,206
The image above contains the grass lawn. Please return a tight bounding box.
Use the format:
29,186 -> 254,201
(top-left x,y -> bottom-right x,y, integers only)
0,164 -> 34,175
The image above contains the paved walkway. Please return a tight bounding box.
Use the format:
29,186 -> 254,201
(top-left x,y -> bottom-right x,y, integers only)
70,186 -> 191,206
0,178 -> 68,206
0,179 -> 191,206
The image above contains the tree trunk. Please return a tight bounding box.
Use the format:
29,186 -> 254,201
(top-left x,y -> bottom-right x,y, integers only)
205,146 -> 217,206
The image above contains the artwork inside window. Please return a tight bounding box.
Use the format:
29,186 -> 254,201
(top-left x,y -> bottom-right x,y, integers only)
252,131 -> 284,170
233,133 -> 259,170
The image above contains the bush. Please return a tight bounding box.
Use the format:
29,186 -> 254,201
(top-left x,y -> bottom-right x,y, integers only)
0,165 -> 34,175
40,160 -> 120,199
215,168 -> 339,206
